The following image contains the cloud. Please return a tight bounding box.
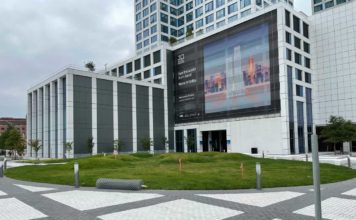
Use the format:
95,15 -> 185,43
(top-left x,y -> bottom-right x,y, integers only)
0,0 -> 135,117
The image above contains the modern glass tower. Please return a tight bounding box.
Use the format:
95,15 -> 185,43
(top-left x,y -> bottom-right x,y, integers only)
134,0 -> 294,53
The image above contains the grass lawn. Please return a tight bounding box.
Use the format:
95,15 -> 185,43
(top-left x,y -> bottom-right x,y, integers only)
5,153 -> 356,190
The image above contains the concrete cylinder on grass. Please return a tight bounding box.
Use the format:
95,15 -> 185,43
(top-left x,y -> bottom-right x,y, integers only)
96,178 -> 144,190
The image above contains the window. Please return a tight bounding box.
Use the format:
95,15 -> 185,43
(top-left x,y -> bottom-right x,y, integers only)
170,17 -> 177,27
295,68 -> 302,80
228,15 -> 237,23
160,13 -> 168,23
195,0 -> 203,6
314,0 -> 322,4
305,72 -> 311,83
144,70 -> 150,79
314,5 -> 323,12
136,3 -> 141,11
135,59 -> 141,71
136,43 -> 142,50
195,7 -> 203,18
196,19 -> 203,28
304,42 -> 310,53
240,0 -> 251,8
154,78 -> 162,84
205,14 -> 214,24
217,20 -> 225,28
186,12 -> 193,22
144,39 -> 149,47
150,13 -> 157,23
241,9 -> 251,18
136,12 -> 141,21
142,0 -> 148,7
186,1 -> 193,10
216,0 -> 225,8
119,66 -> 124,76
150,3 -> 156,12
153,50 -> 161,63
228,3 -> 237,14
161,25 -> 168,34
206,25 -> 214,32
126,62 -> 132,74
216,9 -> 225,19
154,66 -> 162,75
143,8 -> 149,17
294,36 -> 301,49
160,3 -> 168,12
305,57 -> 311,68
295,52 -> 302,65
144,54 -> 151,67
285,10 -> 290,27
134,73 -> 142,80
151,35 -> 157,43
286,48 -> 292,61
136,22 -> 142,31
293,15 -> 300,33
143,29 -> 149,38
136,33 -> 142,41
286,32 -> 291,44
205,1 -> 214,13
337,0 -> 347,4
325,0 -> 334,8
161,35 -> 168,42
303,22 -> 309,38
296,85 -> 303,97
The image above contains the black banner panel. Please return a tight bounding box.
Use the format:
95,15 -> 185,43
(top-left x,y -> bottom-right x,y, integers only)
173,10 -> 280,123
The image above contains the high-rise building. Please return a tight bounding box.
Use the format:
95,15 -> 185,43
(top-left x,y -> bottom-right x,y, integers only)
312,0 -> 351,13
135,0 -> 294,53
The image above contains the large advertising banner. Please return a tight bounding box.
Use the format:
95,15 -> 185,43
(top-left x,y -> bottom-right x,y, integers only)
174,11 -> 279,123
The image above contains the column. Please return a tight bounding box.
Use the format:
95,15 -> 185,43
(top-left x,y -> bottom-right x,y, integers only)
31,91 -> 37,158
132,84 -> 137,153
183,129 -> 188,153
148,87 -> 154,153
197,130 -> 203,153
50,81 -> 57,158
92,78 -> 98,155
26,93 -> 32,158
113,82 -> 119,142
57,78 -> 64,158
43,86 -> 49,158
164,88 -> 169,153
226,122 -> 232,152
66,74 -> 74,158
37,88 -> 43,158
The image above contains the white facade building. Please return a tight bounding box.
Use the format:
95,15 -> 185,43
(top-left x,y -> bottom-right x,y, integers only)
27,0 -> 356,158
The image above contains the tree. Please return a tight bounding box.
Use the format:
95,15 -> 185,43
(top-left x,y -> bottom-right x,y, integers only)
65,142 -> 73,158
85,61 -> 95,72
186,28 -> 193,38
140,137 -> 153,152
87,137 -> 94,154
29,139 -> 42,159
169,37 -> 177,45
185,135 -> 195,152
113,139 -> 125,153
4,128 -> 25,159
321,116 -> 356,153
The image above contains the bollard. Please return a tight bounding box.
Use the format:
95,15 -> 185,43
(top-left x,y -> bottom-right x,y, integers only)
256,162 -> 262,190
0,164 -> 3,178
262,151 -> 265,159
347,156 -> 351,168
74,162 -> 80,188
306,154 -> 308,162
312,134 -> 322,220
3,158 -> 7,171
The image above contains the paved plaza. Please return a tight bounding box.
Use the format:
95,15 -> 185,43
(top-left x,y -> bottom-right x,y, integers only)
1,177 -> 356,219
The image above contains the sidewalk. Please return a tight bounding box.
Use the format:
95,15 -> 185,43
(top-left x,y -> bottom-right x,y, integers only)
1,175 -> 356,219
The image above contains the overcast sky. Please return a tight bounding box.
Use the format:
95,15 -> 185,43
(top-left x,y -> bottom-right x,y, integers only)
0,0 -> 311,118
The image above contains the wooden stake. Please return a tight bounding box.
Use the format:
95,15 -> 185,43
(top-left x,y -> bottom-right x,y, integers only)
240,162 -> 244,178
179,158 -> 182,173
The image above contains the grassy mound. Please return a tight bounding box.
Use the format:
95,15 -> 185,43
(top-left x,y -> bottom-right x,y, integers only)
6,153 -> 356,190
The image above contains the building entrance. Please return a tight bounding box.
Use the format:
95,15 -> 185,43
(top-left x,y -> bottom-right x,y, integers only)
202,130 -> 227,152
